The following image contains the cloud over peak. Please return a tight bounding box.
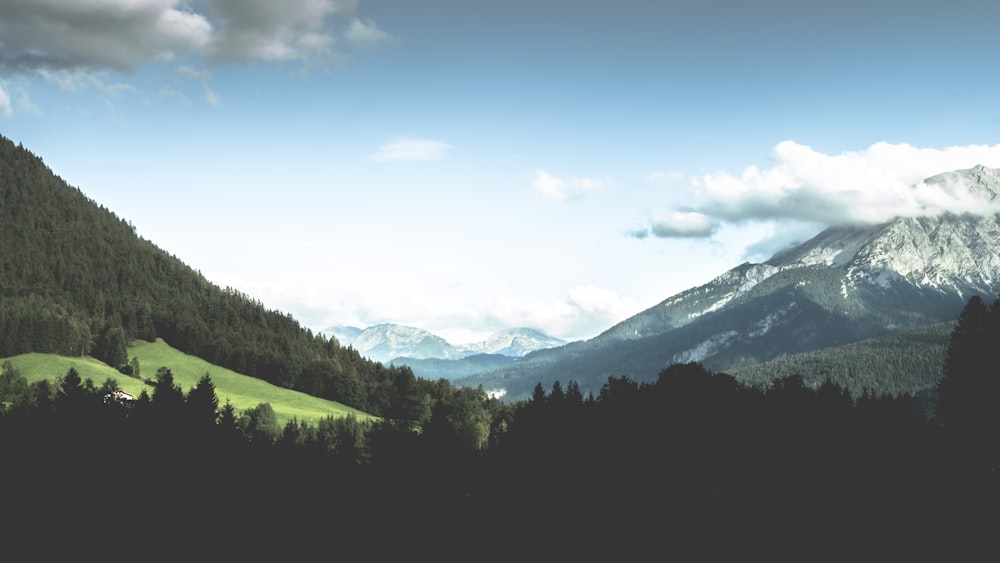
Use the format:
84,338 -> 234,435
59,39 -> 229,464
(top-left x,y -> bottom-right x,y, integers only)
635,141 -> 1000,240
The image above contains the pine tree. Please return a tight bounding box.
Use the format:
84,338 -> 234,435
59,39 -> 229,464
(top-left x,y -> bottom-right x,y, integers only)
186,373 -> 220,430
151,367 -> 185,422
935,296 -> 1000,476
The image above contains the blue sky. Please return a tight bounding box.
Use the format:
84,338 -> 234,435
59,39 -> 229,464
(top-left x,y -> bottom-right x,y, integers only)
3,1 -> 1000,343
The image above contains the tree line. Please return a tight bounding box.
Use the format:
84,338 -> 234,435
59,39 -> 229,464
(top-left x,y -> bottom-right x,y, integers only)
1,296 -> 997,557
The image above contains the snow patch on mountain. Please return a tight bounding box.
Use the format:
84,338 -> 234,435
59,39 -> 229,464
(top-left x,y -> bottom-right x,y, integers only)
750,303 -> 797,338
685,263 -> 781,321
670,330 -> 739,364
464,328 -> 566,357
768,226 -> 874,269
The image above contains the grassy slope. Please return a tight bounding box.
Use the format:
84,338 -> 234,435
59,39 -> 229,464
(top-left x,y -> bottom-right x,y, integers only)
2,338 -> 374,426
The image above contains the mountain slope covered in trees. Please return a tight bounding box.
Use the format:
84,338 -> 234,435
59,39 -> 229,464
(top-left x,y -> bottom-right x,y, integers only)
462,166 -> 1000,402
728,320 -> 953,412
0,134 -> 422,417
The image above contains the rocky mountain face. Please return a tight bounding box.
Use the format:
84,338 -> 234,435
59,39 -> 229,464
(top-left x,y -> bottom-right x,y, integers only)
462,165 -> 1000,402
463,328 -> 567,357
333,323 -> 566,364
347,324 -> 466,364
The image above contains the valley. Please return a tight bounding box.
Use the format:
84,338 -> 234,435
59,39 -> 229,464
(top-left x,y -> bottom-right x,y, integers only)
0,134 -> 997,556
3,2 -> 1000,556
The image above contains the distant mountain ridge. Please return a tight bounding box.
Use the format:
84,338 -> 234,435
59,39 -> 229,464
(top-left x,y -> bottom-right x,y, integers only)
461,165 -> 1000,402
463,328 -> 567,357
322,324 -> 567,364
324,325 -> 363,347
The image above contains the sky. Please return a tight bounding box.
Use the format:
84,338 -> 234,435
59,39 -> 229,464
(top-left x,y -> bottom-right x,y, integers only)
3,1 -> 1000,344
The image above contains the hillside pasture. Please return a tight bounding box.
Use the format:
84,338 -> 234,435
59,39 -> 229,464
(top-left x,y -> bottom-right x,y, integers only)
2,338 -> 373,426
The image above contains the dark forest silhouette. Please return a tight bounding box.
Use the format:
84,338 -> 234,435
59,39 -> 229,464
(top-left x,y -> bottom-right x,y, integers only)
2,297 -> 998,558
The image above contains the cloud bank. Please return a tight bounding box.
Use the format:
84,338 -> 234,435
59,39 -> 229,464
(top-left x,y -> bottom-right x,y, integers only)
463,285 -> 640,342
637,141 -> 1000,239
0,0 -> 389,75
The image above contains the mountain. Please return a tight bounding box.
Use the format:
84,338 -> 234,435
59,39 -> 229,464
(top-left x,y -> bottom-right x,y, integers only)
464,328 -> 567,357
344,323 -> 567,365
380,353 -> 520,381
462,165 -> 1000,402
351,324 -> 469,364
726,320 -> 955,408
321,325 -> 363,346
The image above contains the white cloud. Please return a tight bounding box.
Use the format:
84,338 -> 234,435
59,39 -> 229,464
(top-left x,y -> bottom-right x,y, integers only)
155,6 -> 213,50
646,170 -> 686,183
216,267 -> 639,343
567,286 -> 639,330
699,140 -> 1000,223
203,0 -> 368,62
204,87 -> 221,107
15,90 -> 38,114
638,141 -> 1000,239
177,65 -> 219,106
0,1 -> 213,72
0,86 -> 11,116
477,286 -> 638,340
177,65 -> 211,81
0,0 -> 385,74
532,169 -> 612,203
345,18 -> 391,47
648,211 -> 717,238
369,137 -> 453,162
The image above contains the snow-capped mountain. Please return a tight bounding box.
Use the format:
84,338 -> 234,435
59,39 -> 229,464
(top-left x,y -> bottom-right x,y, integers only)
340,324 -> 566,364
348,324 -> 468,364
464,328 -> 567,357
462,165 -> 1000,401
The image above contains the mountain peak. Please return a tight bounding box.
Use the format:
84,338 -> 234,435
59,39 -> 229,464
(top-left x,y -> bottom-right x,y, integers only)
349,324 -> 463,363
465,328 -> 567,357
340,323 -> 567,364
464,164 -> 1000,401
924,163 -> 1000,200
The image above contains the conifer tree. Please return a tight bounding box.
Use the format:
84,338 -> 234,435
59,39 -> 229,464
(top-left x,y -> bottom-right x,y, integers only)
186,373 -> 220,430
935,295 -> 1000,475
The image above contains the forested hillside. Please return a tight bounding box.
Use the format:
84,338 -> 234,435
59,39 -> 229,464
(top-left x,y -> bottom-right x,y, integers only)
729,321 -> 954,399
1,297 -> 997,557
0,134 -> 422,417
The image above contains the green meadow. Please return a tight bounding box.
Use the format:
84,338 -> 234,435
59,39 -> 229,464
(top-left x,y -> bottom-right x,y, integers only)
2,338 -> 374,427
